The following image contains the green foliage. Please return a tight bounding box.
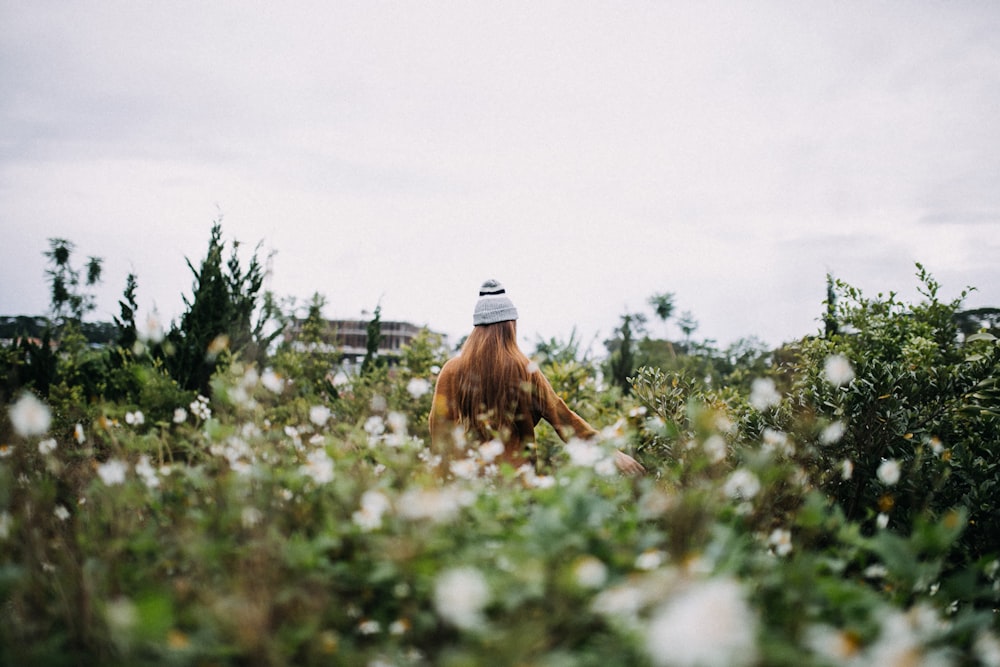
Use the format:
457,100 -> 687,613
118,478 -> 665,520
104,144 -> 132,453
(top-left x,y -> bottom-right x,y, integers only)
3,257 -> 1000,665
164,222 -> 270,395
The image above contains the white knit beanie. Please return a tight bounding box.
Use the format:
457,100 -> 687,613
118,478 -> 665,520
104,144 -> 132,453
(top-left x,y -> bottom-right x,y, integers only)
473,279 -> 519,326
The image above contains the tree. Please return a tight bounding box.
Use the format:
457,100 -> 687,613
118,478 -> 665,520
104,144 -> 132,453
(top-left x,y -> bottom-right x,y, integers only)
361,304 -> 383,376
605,312 -> 645,395
648,292 -> 675,336
44,238 -> 103,323
165,222 -> 270,394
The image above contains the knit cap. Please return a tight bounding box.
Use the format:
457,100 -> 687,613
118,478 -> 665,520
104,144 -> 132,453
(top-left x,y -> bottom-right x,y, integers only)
473,279 -> 519,326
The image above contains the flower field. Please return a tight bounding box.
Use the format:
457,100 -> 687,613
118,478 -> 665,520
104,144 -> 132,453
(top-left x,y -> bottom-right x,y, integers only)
2,261 -> 1000,666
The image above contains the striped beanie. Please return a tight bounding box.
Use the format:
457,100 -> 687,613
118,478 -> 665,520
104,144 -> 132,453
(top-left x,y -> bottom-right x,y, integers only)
473,279 -> 519,326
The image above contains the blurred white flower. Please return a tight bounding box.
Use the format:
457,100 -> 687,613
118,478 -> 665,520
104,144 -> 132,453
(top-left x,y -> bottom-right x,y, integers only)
0,445 -> 12,458
309,405 -> 331,427
768,528 -> 793,557
526,360 -> 540,374
805,624 -> 862,663
877,459 -> 901,485
357,619 -> 380,635
645,577 -> 758,667
478,439 -> 505,463
723,469 -> 761,500
929,436 -> 945,456
105,596 -> 138,637
74,423 -> 86,444
450,458 -> 478,480
823,354 -> 855,386
397,486 -> 472,523
125,410 -> 145,426
190,395 -> 211,421
406,377 -> 431,398
841,459 -> 854,480
821,421 -> 846,445
592,583 -> 645,619
761,428 -> 793,457
54,505 -> 70,521
635,550 -> 666,571
353,490 -> 392,532
703,435 -> 727,463
573,556 -> 608,589
974,630 -> 1000,667
9,393 -> 51,437
140,312 -> 165,344
97,459 -> 128,486
300,449 -> 334,484
864,564 -> 889,579
38,438 -> 57,455
434,566 -> 490,630
364,416 -> 386,444
241,506 -> 263,529
172,408 -> 187,424
877,513 -> 890,529
135,455 -> 160,489
261,368 -> 284,393
749,378 -> 781,411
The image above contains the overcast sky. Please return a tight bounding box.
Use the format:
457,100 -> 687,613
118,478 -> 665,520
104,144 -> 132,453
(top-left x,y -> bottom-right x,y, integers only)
2,1 -> 998,354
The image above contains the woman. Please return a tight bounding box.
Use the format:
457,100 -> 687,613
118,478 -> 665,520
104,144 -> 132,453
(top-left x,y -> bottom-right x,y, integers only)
429,279 -> 644,475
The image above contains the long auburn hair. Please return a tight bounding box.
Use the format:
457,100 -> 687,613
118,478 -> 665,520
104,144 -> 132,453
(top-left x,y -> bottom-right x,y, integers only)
453,320 -> 532,440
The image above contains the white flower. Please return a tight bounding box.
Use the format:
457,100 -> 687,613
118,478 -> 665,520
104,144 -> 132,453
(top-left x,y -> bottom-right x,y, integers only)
703,435 -> 727,463
823,354 -> 855,387
352,490 -> 392,531
140,312 -> 165,344
565,438 -> 613,472
749,378 -> 781,411
573,556 -> 608,589
478,439 -> 505,463
54,505 -> 70,521
864,564 -> 888,579
9,393 -> 51,437
768,528 -> 793,557
841,459 -> 854,480
635,550 -> 666,571
261,368 -> 284,393
434,566 -> 490,630
241,506 -> 263,528
300,449 -> 334,484
645,577 -> 758,667
877,459 -> 901,486
309,405 -> 331,427
172,408 -> 187,424
397,486 -> 472,523
723,469 -> 761,500
450,458 -> 478,480
821,421 -> 846,445
189,395 -> 211,421
0,445 -> 12,458
38,438 -> 57,455
105,596 -> 138,636
357,619 -> 381,635
877,513 -> 890,529
974,630 -> 1000,667
125,410 -> 145,426
74,423 -> 85,444
406,377 -> 431,398
135,455 -> 160,489
761,428 -> 793,457
97,459 -> 128,486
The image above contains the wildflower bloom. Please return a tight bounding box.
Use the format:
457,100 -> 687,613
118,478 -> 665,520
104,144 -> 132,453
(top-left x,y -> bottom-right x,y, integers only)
434,566 -> 490,630
635,550 -> 667,571
823,354 -> 855,386
135,455 -> 160,489
38,438 -> 57,455
125,410 -> 145,426
645,577 -> 758,667
309,405 -> 331,427
173,408 -> 187,424
761,428 -> 793,457
300,449 -> 334,484
261,368 -> 284,393
703,435 -> 727,463
9,393 -> 52,437
768,528 -> 793,556
841,459 -> 854,480
573,556 -> 609,589
406,377 -> 430,398
352,490 -> 392,531
478,439 -> 504,463
54,505 -> 70,521
97,459 -> 128,486
877,459 -> 901,485
0,445 -> 12,458
749,378 -> 780,411
74,423 -> 85,444
821,421 -> 846,445
723,469 -> 761,500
